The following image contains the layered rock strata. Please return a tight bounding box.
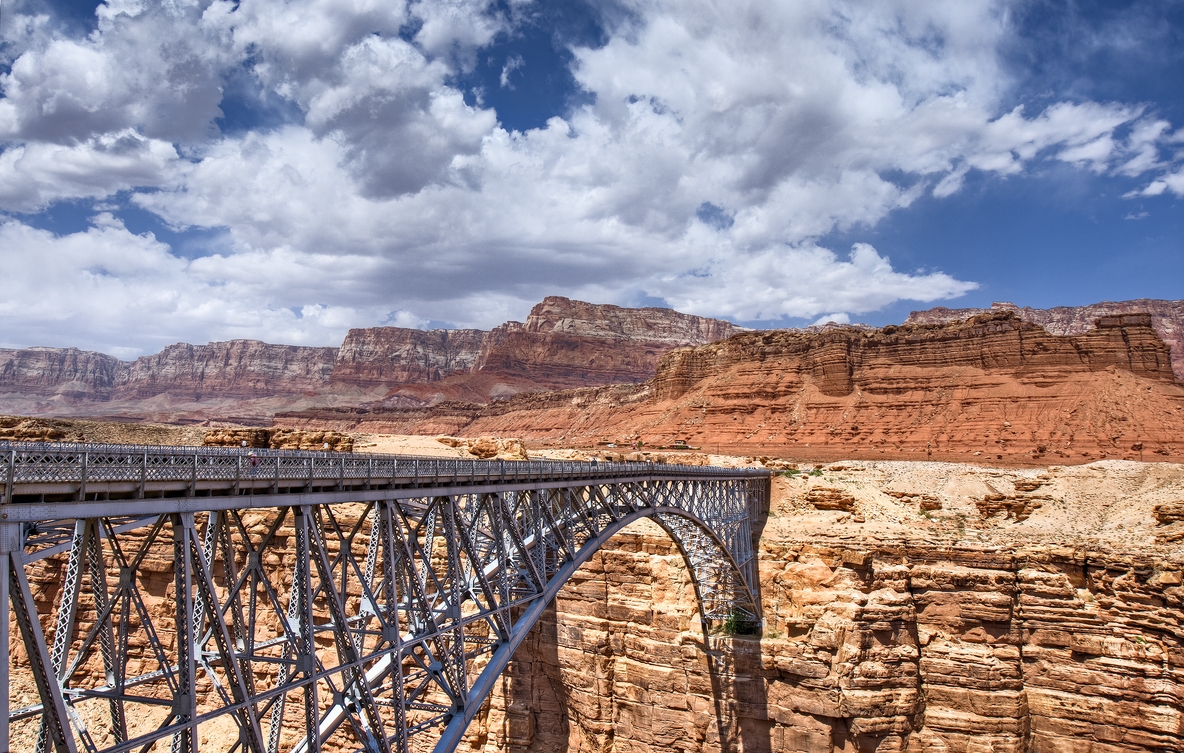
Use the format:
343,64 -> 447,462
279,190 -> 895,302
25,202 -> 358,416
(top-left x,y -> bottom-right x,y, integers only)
470,296 -> 742,388
328,328 -> 486,386
906,299 -> 1184,382
0,297 -> 739,419
116,340 -> 339,399
0,347 -> 126,400
279,311 -> 1184,464
468,521 -> 1184,753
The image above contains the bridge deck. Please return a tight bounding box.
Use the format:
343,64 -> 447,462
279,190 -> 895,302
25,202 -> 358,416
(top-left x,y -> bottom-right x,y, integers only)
3,441 -> 764,514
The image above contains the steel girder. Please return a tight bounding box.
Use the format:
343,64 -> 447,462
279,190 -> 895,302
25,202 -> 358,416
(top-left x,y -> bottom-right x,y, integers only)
0,444 -> 769,753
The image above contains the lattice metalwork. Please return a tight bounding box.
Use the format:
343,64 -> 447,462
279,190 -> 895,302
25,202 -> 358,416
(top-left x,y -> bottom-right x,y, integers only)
0,442 -> 768,753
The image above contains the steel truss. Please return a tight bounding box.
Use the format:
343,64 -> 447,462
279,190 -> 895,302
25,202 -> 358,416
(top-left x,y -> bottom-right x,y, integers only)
0,442 -> 769,753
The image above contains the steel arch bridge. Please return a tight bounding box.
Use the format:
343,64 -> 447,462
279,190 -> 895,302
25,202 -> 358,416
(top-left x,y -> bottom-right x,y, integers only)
0,441 -> 769,753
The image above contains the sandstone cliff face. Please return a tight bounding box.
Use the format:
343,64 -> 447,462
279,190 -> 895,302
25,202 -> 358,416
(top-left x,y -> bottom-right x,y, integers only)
523,296 -> 740,344
652,311 -> 1174,402
0,347 -> 126,399
471,296 -> 743,388
0,297 -> 740,419
115,340 -> 339,399
329,327 -> 485,386
280,311 -> 1184,465
906,299 -> 1184,382
474,523 -> 1183,753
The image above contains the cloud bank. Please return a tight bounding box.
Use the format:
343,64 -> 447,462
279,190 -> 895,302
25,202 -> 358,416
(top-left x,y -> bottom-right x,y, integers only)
0,0 -> 1179,354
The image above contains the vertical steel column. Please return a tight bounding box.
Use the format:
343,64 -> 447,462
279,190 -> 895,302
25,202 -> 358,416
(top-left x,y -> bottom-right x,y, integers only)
438,498 -> 469,717
306,509 -> 390,753
3,449 -> 14,505
185,513 -> 265,752
292,506 -> 320,753
171,513 -> 198,753
36,521 -> 86,753
377,501 -> 410,753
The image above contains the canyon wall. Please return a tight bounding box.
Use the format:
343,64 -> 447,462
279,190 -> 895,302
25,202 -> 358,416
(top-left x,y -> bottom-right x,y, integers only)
279,310 -> 1184,465
468,296 -> 744,389
328,327 -> 486,387
115,340 -> 339,399
0,297 -> 739,419
469,456 -> 1184,753
906,299 -> 1184,382
472,522 -> 1184,753
0,347 -> 126,400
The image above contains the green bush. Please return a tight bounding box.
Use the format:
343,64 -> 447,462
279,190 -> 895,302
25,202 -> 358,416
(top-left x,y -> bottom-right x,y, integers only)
724,609 -> 760,636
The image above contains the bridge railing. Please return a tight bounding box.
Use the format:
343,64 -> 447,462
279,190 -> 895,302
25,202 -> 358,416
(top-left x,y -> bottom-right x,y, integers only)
1,440 -> 766,503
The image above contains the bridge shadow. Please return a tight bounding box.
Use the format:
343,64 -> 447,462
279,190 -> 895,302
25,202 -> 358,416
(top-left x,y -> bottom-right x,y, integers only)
706,488 -> 772,753
486,510 -> 773,753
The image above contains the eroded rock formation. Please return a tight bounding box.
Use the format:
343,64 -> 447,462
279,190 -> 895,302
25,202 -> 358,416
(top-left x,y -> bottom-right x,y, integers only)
329,328 -> 486,387
279,310 -> 1184,464
906,299 -> 1184,382
0,347 -> 125,400
0,297 -> 739,420
468,520 -> 1184,753
116,340 -> 339,399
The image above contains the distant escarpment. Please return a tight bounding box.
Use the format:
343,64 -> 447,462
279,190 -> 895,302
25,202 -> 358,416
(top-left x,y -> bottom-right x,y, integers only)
117,340 -> 339,399
907,299 -> 1184,381
279,310 -> 1184,464
472,296 -> 742,389
0,297 -> 738,421
328,328 -> 486,387
0,347 -> 126,400
332,296 -> 742,392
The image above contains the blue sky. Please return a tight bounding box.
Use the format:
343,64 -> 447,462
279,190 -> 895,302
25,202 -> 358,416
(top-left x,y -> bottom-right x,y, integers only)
0,0 -> 1180,356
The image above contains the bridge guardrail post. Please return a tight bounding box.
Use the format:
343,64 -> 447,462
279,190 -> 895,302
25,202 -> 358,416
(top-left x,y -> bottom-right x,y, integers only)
3,449 -> 13,506
189,452 -> 198,496
79,451 -> 88,502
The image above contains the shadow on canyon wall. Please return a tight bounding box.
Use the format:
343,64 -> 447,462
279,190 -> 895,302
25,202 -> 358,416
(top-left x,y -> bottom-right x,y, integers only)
489,510 -> 775,753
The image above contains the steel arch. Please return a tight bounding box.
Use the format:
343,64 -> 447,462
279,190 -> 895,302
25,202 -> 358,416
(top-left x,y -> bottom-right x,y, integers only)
0,442 -> 769,753
419,503 -> 758,753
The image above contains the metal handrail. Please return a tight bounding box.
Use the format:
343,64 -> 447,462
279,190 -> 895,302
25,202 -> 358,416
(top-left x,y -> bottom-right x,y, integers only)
0,440 -> 768,499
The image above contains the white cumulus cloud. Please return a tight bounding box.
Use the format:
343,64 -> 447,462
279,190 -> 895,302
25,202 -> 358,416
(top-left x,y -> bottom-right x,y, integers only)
0,0 -> 1179,353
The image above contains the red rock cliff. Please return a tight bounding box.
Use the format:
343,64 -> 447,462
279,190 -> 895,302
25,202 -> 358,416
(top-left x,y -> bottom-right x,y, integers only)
285,311 -> 1184,464
472,296 -> 744,388
329,328 -> 485,387
114,340 -> 338,399
0,347 -> 126,399
906,299 -> 1184,381
326,297 -> 741,394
